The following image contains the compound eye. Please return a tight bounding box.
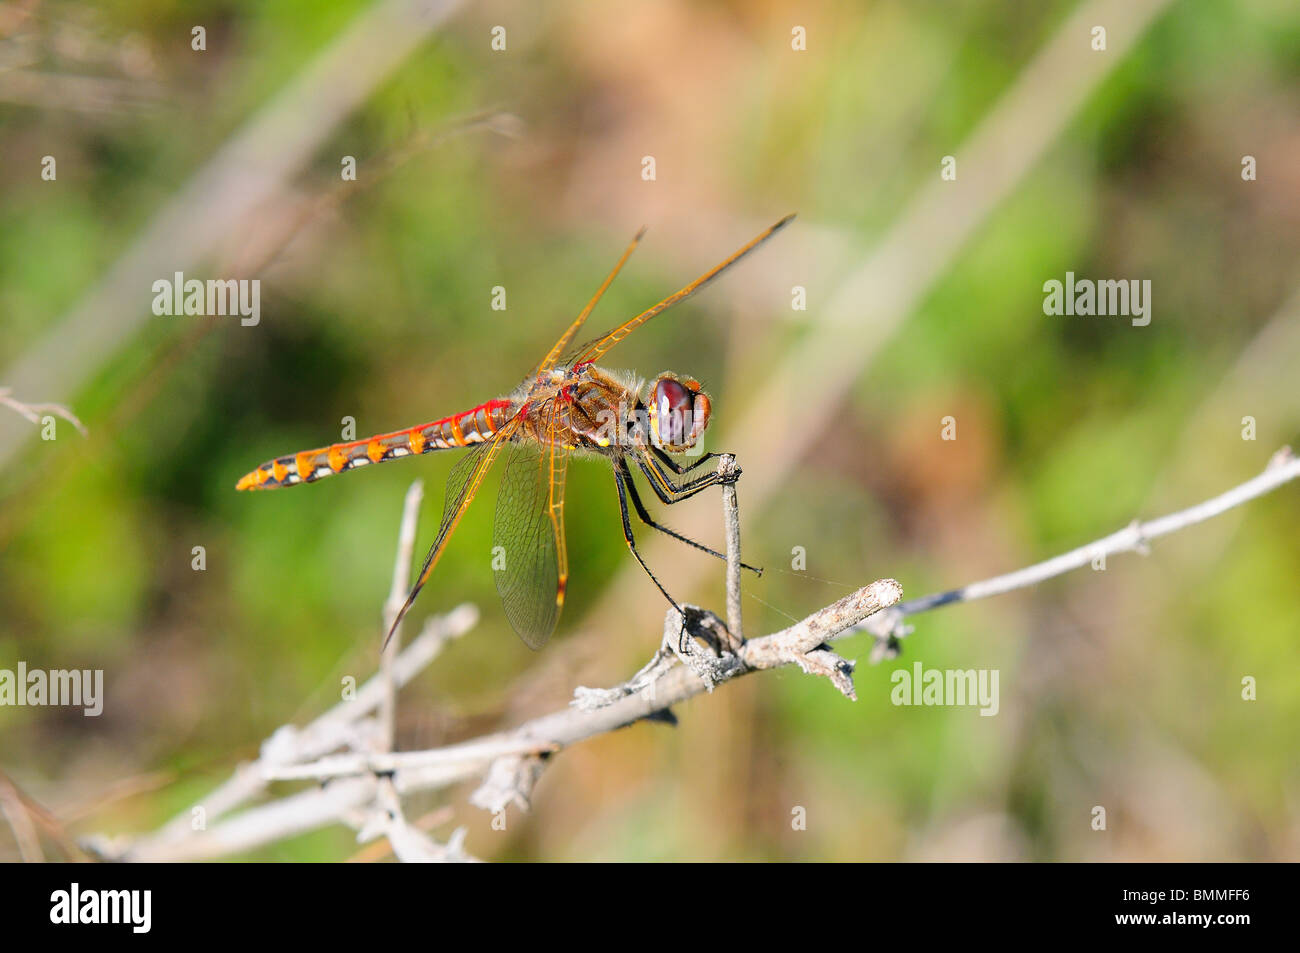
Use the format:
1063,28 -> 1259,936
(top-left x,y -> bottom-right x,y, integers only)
690,391 -> 711,444
653,377 -> 693,447
655,377 -> 691,420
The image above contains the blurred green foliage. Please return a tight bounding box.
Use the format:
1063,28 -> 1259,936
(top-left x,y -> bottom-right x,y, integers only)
1,0 -> 1298,861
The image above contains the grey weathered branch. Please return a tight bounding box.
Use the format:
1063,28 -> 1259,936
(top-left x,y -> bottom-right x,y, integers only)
88,444 -> 1298,861
90,455 -> 900,861
87,602 -> 478,862
857,446 -> 1300,659
94,583 -> 897,860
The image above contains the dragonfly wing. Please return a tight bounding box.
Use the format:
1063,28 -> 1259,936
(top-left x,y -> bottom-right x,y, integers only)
385,418 -> 518,645
492,428 -> 570,650
571,215 -> 794,367
535,226 -> 646,376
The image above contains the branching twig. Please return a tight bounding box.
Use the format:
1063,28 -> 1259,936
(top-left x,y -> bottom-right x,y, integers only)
857,446 -> 1300,659
0,387 -> 87,437
87,599 -> 477,862
88,448 -> 1297,861
260,736 -> 562,783
356,781 -> 477,863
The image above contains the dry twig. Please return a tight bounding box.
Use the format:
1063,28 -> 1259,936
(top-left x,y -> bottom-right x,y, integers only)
85,446 -> 1300,862
858,446 -> 1300,660
0,387 -> 87,437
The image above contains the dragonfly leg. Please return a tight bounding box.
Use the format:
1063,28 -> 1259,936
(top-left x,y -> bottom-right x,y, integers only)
636,450 -> 726,503
619,460 -> 762,575
613,463 -> 690,647
650,446 -> 727,476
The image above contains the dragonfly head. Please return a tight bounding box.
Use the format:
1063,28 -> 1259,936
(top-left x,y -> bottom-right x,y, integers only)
648,373 -> 711,453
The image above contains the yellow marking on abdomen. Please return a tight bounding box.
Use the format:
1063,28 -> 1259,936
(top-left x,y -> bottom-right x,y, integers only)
328,445 -> 348,473
296,451 -> 317,480
367,439 -> 385,463
272,460 -> 289,483
408,429 -> 426,455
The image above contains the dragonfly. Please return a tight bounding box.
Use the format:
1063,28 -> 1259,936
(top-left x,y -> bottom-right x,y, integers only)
237,215 -> 794,649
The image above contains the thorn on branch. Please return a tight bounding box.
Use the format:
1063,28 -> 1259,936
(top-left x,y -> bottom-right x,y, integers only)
792,646 -> 858,701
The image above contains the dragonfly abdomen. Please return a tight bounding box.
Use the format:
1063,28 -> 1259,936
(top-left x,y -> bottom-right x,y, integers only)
236,399 -> 515,490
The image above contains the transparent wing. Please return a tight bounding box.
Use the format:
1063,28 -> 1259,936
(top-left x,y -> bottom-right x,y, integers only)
569,215 -> 794,367
492,424 -> 570,650
534,226 -> 646,377
385,418 -> 518,646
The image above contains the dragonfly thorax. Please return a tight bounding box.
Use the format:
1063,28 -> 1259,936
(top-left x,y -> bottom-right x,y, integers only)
543,365 -> 712,456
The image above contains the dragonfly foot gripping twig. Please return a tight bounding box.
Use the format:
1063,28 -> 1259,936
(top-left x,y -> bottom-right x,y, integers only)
573,454 -> 753,708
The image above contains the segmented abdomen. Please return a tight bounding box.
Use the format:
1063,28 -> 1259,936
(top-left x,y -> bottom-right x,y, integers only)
236,399 -> 515,490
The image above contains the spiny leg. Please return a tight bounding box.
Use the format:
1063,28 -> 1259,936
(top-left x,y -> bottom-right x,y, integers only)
635,451 -> 726,505
643,447 -> 743,498
612,462 -> 691,651
650,446 -> 729,476
618,458 -> 761,575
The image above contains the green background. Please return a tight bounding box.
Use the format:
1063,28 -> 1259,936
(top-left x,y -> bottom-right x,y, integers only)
1,0 -> 1297,861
